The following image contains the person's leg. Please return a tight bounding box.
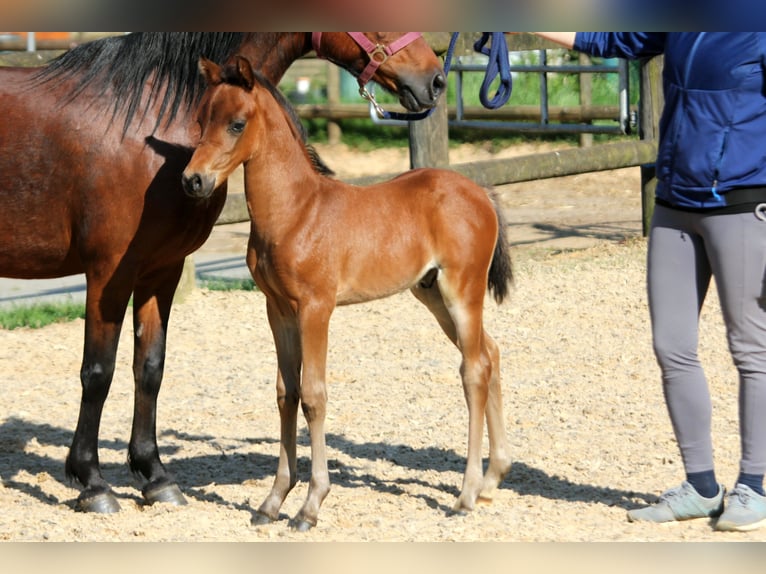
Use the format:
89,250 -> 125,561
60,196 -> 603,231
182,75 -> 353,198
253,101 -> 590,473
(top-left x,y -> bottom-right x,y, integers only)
702,210 -> 766,531
648,206 -> 717,478
628,206 -> 724,523
703,210 -> 766,489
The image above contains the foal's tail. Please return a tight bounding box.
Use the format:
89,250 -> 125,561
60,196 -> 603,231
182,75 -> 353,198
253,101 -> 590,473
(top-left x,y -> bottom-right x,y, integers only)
487,193 -> 513,304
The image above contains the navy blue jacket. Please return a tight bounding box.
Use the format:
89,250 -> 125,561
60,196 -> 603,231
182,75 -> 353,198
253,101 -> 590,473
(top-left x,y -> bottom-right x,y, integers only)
574,32 -> 766,210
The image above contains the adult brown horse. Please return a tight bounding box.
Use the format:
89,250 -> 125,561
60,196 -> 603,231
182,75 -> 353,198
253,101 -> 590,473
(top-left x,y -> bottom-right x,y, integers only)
182,56 -> 513,531
0,32 -> 444,513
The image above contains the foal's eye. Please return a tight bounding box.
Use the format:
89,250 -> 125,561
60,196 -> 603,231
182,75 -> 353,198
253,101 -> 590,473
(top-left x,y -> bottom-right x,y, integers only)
228,120 -> 246,135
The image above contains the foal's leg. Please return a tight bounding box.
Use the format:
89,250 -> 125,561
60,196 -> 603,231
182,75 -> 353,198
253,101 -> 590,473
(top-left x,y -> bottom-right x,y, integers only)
127,264 -> 187,507
291,301 -> 334,531
66,270 -> 133,513
253,302 -> 303,525
478,331 -> 512,501
411,280 -> 511,511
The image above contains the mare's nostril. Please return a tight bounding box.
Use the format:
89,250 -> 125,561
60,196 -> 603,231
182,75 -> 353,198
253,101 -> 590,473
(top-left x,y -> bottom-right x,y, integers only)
431,71 -> 446,100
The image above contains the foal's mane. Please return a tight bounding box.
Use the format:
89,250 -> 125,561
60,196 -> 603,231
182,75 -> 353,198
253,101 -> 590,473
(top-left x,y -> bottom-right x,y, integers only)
219,60 -> 335,177
34,32 -> 257,135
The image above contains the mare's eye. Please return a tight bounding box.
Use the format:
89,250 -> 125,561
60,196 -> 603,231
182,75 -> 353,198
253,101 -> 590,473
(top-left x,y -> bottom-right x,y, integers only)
228,120 -> 246,135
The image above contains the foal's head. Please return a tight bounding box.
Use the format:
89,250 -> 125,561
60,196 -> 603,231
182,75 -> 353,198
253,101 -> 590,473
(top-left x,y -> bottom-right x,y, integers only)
182,55 -> 332,199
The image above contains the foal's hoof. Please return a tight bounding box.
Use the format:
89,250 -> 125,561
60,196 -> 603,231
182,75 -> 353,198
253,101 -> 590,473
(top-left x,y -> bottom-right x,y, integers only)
143,482 -> 187,506
75,491 -> 121,514
251,511 -> 275,526
447,500 -> 473,517
288,516 -> 315,532
447,506 -> 470,517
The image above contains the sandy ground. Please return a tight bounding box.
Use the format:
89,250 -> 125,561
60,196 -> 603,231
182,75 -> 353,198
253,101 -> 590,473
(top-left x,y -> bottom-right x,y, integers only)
0,142 -> 760,542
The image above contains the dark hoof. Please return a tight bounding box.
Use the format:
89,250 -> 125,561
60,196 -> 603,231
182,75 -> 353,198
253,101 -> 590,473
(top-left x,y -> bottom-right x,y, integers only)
289,516 -> 315,532
447,506 -> 470,517
251,511 -> 275,526
76,491 -> 121,513
143,483 -> 187,506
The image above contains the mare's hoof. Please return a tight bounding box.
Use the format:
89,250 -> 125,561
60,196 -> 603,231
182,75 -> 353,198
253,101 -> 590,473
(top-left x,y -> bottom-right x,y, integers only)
75,491 -> 121,513
251,511 -> 275,526
143,482 -> 187,506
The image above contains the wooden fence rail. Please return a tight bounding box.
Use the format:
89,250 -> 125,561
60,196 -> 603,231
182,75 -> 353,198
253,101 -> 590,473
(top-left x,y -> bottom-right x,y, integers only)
295,103 -> 635,124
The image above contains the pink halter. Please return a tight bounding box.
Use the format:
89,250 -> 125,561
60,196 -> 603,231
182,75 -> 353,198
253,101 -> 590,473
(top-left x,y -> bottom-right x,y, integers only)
312,32 -> 423,88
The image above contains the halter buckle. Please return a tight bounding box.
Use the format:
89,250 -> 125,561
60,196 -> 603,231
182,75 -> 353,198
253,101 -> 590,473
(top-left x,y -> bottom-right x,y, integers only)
369,45 -> 389,64
359,86 -> 387,118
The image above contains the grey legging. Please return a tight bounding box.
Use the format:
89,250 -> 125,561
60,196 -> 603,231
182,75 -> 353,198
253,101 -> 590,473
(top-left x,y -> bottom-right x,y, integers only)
648,203 -> 766,476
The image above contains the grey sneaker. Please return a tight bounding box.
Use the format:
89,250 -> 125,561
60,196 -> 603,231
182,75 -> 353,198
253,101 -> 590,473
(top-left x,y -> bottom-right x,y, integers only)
715,484 -> 766,532
627,481 -> 724,523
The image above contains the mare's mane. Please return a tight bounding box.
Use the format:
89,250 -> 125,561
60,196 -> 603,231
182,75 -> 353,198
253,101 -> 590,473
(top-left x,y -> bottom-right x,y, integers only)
219,60 -> 335,178
34,32 -> 259,135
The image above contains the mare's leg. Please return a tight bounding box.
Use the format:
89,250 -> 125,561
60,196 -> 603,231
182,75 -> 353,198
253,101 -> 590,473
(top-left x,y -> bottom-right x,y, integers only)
127,263 -> 187,506
291,301 -> 333,531
254,301 -> 303,525
411,278 -> 511,511
66,270 -> 133,513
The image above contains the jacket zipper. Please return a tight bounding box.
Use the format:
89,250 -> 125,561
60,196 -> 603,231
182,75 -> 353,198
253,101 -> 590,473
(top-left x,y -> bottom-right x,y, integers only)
711,127 -> 729,200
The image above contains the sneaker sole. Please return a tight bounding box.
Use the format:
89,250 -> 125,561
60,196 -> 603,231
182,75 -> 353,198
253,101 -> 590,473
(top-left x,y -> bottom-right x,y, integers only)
716,516 -> 766,532
627,512 -> 714,524
627,507 -> 723,523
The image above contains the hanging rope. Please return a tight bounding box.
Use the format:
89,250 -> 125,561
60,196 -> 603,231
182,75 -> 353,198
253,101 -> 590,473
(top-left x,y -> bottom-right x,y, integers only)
472,32 -> 513,109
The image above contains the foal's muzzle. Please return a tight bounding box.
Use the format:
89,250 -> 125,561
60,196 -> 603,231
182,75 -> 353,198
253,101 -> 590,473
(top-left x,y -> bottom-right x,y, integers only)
181,171 -> 216,199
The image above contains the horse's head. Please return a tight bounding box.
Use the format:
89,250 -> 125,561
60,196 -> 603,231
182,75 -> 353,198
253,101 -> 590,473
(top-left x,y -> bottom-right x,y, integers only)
313,32 -> 445,112
182,56 -> 259,199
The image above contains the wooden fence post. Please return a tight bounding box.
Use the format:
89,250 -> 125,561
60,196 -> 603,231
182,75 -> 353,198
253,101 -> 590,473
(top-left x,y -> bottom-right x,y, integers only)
408,95 -> 449,169
579,52 -> 593,148
174,258 -> 196,303
639,55 -> 664,236
326,62 -> 342,144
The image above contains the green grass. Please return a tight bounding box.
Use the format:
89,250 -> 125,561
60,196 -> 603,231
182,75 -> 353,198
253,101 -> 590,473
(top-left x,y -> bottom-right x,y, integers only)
199,277 -> 258,292
0,277 -> 258,330
0,301 -> 86,330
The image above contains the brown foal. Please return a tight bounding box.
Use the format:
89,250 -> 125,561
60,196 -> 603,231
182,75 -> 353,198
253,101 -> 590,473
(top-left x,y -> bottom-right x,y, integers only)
182,56 -> 514,531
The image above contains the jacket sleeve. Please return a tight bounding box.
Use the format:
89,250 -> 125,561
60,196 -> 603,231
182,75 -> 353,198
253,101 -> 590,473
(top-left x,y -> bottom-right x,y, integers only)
574,33 -> 667,60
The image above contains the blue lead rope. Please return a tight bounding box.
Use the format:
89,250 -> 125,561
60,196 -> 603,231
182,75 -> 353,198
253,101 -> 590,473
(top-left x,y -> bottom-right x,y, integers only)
473,32 -> 513,110
377,32 -> 513,121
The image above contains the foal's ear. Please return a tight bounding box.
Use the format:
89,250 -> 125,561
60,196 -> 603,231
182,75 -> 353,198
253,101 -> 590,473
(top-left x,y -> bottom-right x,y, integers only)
234,55 -> 256,91
198,56 -> 222,85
